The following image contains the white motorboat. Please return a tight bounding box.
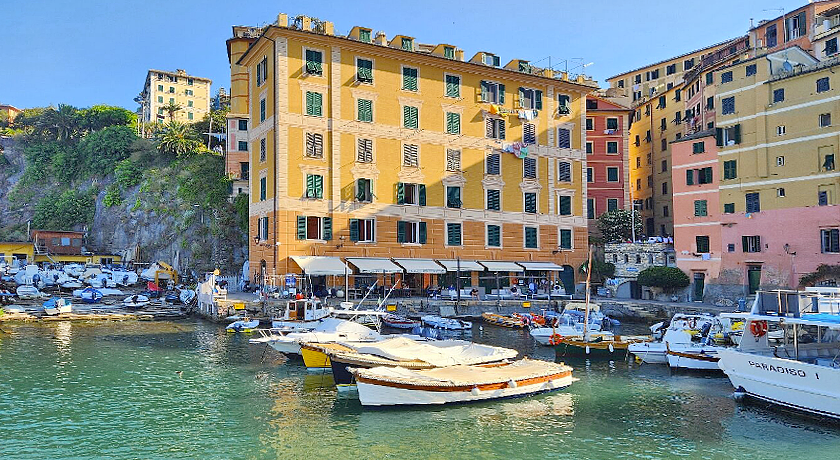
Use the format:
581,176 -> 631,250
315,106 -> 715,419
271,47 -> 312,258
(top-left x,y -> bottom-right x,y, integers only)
250,317 -> 380,355
60,279 -> 84,290
124,294 -> 151,308
226,318 -> 261,333
271,298 -> 333,330
43,298 -> 72,315
717,290 -> 840,419
351,358 -> 575,406
111,269 -> 139,286
16,285 -> 44,300
421,315 -> 472,330
628,313 -> 717,364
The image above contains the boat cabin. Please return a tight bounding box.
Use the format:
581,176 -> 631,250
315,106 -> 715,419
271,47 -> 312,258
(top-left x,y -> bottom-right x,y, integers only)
278,299 -> 331,321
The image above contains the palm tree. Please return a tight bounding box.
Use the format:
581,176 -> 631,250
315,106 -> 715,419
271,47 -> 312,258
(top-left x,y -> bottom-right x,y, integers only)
36,104 -> 79,141
162,101 -> 182,122
156,121 -> 203,157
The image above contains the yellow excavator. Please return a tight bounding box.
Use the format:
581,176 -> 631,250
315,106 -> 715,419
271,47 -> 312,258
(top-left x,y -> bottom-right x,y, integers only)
148,261 -> 178,286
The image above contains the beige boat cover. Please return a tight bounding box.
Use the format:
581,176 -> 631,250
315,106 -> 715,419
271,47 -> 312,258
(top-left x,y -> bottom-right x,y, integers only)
353,358 -> 570,387
351,337 -> 518,367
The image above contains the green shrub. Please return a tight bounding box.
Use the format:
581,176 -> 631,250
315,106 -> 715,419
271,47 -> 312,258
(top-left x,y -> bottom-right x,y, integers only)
233,193 -> 249,233
103,184 -> 122,207
32,189 -> 95,230
637,266 -> 690,291
115,159 -> 143,189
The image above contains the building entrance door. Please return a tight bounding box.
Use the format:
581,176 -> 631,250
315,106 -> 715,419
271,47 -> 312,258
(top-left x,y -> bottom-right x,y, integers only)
693,272 -> 705,301
747,266 -> 761,295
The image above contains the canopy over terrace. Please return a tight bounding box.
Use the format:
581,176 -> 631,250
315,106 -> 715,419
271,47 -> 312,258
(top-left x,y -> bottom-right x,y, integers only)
345,258 -> 403,273
437,260 -> 484,272
518,261 -> 564,271
478,261 -> 525,272
290,256 -> 350,276
392,259 -> 446,274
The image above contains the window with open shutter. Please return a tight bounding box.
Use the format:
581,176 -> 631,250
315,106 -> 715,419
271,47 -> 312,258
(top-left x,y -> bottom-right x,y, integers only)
558,161 -> 571,182
524,227 -> 538,249
486,153 -> 500,175
446,112 -> 460,134
356,178 -> 372,202
305,49 -> 322,75
305,174 -> 323,199
305,132 -> 323,158
557,128 -> 571,148
403,144 -> 419,167
296,216 -> 307,240
446,223 -> 462,246
444,46 -> 455,59
446,149 -> 461,171
402,67 -> 418,91
403,106 -> 418,129
524,193 -> 537,213
322,217 -> 332,240
357,59 -> 373,83
349,219 -> 360,242
357,138 -> 373,163
358,99 -> 373,122
446,186 -> 461,208
358,29 -> 371,43
397,221 -> 406,243
445,75 -> 460,98
559,229 -> 572,249
418,221 -> 427,244
305,92 -> 322,117
558,196 -> 572,216
557,95 -> 570,114
487,189 -> 500,210
487,225 -> 501,247
523,123 -> 536,144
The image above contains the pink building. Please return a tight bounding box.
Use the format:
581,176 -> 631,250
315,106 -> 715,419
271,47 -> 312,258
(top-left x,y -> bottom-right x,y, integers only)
671,131 -> 720,301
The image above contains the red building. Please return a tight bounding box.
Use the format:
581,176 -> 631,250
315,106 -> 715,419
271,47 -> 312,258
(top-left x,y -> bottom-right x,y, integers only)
584,95 -> 632,236
30,230 -> 85,256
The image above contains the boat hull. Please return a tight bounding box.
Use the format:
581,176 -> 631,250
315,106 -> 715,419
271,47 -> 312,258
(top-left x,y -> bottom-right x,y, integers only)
330,358 -> 357,386
301,346 -> 332,369
628,342 -> 668,364
355,373 -> 575,406
717,348 -> 840,419
666,345 -> 721,371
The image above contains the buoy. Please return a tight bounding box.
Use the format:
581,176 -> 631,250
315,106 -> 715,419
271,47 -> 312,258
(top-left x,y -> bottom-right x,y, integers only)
471,386 -> 481,396
508,379 -> 518,388
585,345 -> 590,354
608,343 -> 614,353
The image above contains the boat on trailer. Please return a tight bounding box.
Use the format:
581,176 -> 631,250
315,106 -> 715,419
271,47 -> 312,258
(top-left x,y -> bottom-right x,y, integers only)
351,358 -> 575,406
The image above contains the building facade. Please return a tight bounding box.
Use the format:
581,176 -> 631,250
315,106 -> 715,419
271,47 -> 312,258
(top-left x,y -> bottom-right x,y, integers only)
231,14 -> 597,291
749,0 -> 840,57
604,242 -> 676,299
140,69 -> 212,125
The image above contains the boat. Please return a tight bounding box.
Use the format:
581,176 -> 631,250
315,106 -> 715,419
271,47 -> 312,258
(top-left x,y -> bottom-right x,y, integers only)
179,289 -> 197,305
421,315 -> 472,330
226,318 -> 261,333
529,304 -> 618,345
381,314 -> 421,329
628,313 -> 717,364
123,294 -> 151,309
323,336 -> 519,387
60,279 -> 83,290
16,285 -> 44,300
481,312 -> 524,328
717,290 -> 840,419
350,358 -> 575,406
75,287 -> 103,304
250,317 -> 381,355
43,298 -> 72,315
271,298 -> 333,330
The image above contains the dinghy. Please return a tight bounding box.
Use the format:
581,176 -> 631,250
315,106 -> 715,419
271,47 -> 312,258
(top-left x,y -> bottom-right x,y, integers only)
16,285 -> 44,300
123,294 -> 151,309
421,315 -> 472,330
381,314 -> 421,329
43,298 -> 72,315
226,318 -> 261,333
75,287 -> 103,304
351,358 -> 575,406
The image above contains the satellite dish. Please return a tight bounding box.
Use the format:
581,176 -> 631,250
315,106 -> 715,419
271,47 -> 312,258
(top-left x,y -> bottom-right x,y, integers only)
782,61 -> 793,72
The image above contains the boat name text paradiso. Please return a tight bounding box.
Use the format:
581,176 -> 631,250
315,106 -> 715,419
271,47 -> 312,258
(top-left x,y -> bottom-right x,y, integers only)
747,360 -> 808,378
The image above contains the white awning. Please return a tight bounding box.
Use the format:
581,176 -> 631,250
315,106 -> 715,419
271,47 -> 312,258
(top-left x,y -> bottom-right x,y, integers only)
436,259 -> 485,272
290,256 -> 350,276
519,261 -> 564,271
392,258 -> 446,274
478,261 -> 525,272
346,257 -> 403,274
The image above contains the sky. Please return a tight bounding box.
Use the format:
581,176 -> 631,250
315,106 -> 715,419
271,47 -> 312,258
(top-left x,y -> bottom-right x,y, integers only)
1,0 -> 810,110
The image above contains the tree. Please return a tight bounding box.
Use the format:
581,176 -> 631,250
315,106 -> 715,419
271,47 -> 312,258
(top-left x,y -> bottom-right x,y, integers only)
192,108 -> 229,151
579,260 -> 616,284
79,105 -> 136,131
597,209 -> 643,243
637,266 -> 690,291
162,100 -> 182,122
78,125 -> 137,174
156,122 -> 204,157
35,104 -> 81,142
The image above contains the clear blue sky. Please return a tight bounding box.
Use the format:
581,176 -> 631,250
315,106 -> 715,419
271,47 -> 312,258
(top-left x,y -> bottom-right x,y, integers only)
2,0 -> 808,110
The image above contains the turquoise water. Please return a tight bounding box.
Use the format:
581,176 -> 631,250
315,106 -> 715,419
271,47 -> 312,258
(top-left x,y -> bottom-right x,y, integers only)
1,320 -> 839,460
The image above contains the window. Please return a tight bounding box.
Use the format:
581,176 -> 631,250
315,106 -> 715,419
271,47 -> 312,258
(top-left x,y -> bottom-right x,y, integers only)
480,81 -> 504,103
824,154 -> 836,171
776,156 -> 785,166
397,221 -> 426,244
305,92 -> 322,117
487,225 -> 501,247
259,138 -> 266,162
260,98 -> 266,122
698,167 -> 713,184
157,96 -> 163,103
256,57 -> 268,86
518,87 -> 543,110
607,198 -> 618,212
817,77 -> 830,93
721,71 -> 733,83
446,223 -> 462,246
661,118 -> 667,131
696,236 -> 710,253
358,99 -> 373,122
523,122 -> 536,144
716,124 -> 741,146
723,160 -> 737,180
258,217 -> 268,240
557,128 -> 571,148
658,96 -> 666,109
721,203 -> 734,214
259,177 -> 267,200
607,167 -> 619,182
297,216 -> 331,240
706,72 -> 714,85
402,66 -> 419,91
604,119 -> 619,132
667,63 -> 676,75
169,86 -> 175,93
721,97 -> 735,115
819,190 -> 830,206
694,200 -> 708,216
401,37 -> 413,51
558,195 -> 572,216
728,244 -> 736,252
692,142 -> 705,154
187,101 -> 193,109
238,120 -> 248,131
674,89 -> 681,102
403,105 -> 419,129
446,186 -> 461,208
349,218 -> 375,242
684,58 -> 694,70
305,174 -> 324,199
607,141 -> 618,154
663,206 -> 669,217
403,144 -> 419,167
587,199 -> 595,219
766,24 -> 777,48
559,229 -> 572,250
742,235 -> 761,253
662,182 -> 668,195
304,49 -> 322,76
486,153 -> 501,175
820,113 -> 832,128
356,58 -> 373,83
746,192 -> 760,213
558,161 -> 571,182
822,229 -> 840,253
524,193 -> 537,213
776,125 -> 786,136
586,118 -> 594,130
636,178 -> 642,190
586,142 -> 593,154
773,88 -> 785,103
651,69 -> 660,79
524,227 -> 538,249
356,178 -> 372,202
357,138 -> 373,163
445,74 -> 460,98
523,157 -> 537,179
443,46 -> 455,59
557,94 -> 571,114
358,29 -> 372,43
157,84 -> 163,91
661,160 -> 668,173
446,149 -> 461,171
185,89 -> 194,96
238,141 -> 248,152
486,118 -> 505,139
636,157 -> 641,168
486,189 -> 501,210
777,188 -> 786,197
396,182 -> 425,205
303,132 -> 324,158
826,38 -> 839,56
706,96 -> 714,110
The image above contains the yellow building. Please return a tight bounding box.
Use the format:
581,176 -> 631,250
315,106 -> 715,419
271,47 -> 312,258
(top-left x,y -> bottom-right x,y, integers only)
140,69 -> 212,125
0,242 -> 34,265
231,14 -> 598,292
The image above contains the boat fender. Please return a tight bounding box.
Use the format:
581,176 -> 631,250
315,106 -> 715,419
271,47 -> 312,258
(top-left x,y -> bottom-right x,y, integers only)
471,386 -> 481,396
608,343 -> 614,353
507,379 -> 517,388
585,345 -> 590,355
749,320 -> 768,338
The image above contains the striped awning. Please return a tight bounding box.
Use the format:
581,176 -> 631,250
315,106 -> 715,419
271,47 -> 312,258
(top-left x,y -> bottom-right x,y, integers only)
392,258 -> 445,274
346,257 -> 403,274
478,261 -> 525,272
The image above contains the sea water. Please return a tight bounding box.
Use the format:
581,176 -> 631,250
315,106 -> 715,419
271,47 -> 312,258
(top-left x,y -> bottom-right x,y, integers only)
0,320 -> 838,459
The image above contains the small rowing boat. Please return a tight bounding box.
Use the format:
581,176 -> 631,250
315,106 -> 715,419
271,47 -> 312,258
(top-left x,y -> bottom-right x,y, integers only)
481,313 -> 524,328
421,315 -> 472,330
381,314 -> 421,329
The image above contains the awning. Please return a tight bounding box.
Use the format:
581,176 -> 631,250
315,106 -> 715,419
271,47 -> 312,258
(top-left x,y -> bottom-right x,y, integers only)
519,261 -> 564,271
392,258 -> 446,274
290,256 -> 350,276
478,261 -> 525,272
346,257 -> 403,274
436,259 -> 485,272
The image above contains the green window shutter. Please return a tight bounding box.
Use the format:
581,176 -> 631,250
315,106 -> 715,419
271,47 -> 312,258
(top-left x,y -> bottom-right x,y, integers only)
356,178 -> 365,201
357,59 -> 373,82
715,128 -> 723,147
418,184 -> 426,206
397,221 -> 405,243
535,90 -> 543,110
487,189 -> 500,210
686,170 -> 694,185
359,29 -> 371,43
525,227 -> 537,248
447,223 -> 461,246
313,92 -> 323,116
447,186 -> 461,208
349,219 -> 359,241
518,87 -> 525,108
498,119 -> 505,140
525,193 -> 537,213
322,217 -> 332,240
560,229 -> 572,249
314,175 -> 323,198
419,221 -> 427,244
724,203 -> 735,214
403,67 -> 418,91
358,99 -> 372,122
559,196 -> 571,215
446,75 -> 459,97
305,92 -> 313,115
446,112 -> 460,134
396,182 -> 405,204
498,84 -> 505,104
487,225 -> 501,247
733,124 -> 741,144
305,174 -> 315,197
404,106 -> 418,129
296,216 -> 307,240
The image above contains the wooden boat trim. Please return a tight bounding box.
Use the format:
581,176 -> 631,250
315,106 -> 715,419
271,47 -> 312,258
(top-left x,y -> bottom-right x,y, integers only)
666,349 -> 719,362
354,370 -> 572,392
